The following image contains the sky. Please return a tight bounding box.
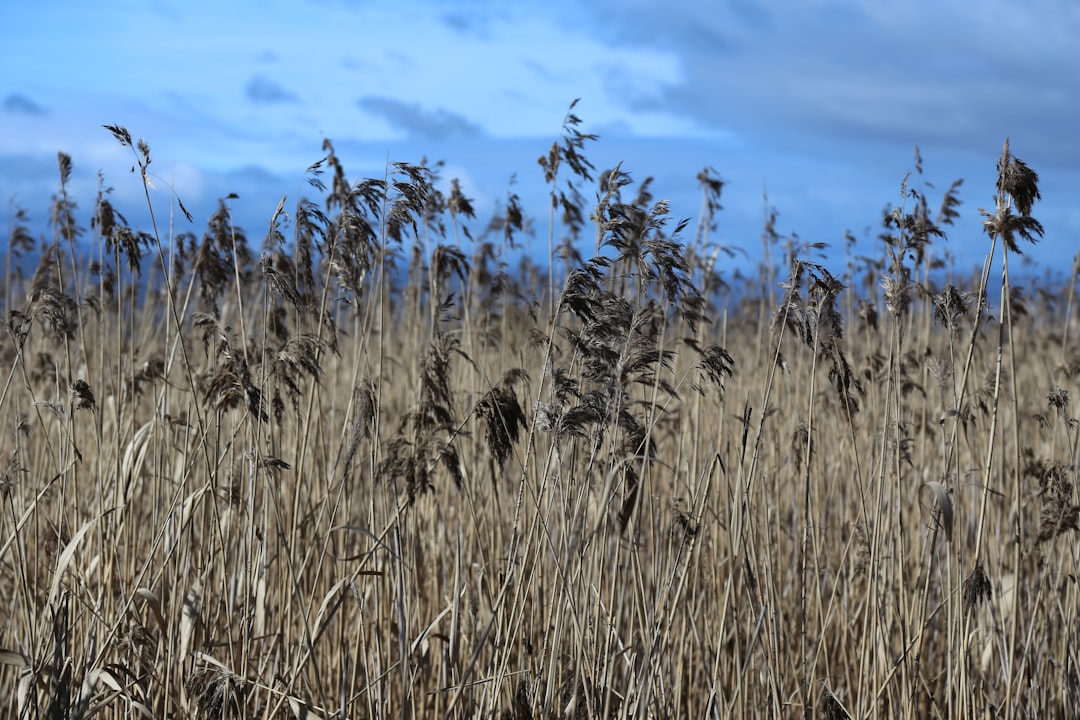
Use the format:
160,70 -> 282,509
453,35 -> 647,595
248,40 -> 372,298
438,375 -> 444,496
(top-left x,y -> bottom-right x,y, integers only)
2,0 -> 1079,285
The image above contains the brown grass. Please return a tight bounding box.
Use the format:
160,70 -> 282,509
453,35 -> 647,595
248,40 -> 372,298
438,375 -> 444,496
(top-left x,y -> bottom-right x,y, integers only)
1,112 -> 1078,719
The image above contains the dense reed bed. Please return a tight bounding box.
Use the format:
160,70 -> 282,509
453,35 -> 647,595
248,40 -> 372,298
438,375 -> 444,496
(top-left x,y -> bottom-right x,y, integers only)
1,106 -> 1078,718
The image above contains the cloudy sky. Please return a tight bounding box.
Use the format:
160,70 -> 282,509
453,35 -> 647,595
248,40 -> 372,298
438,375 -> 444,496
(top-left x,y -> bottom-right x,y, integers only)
2,0 -> 1078,281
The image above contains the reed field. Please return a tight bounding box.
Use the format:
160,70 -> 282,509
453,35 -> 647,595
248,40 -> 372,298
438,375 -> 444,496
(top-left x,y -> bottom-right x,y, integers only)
1,106 -> 1078,719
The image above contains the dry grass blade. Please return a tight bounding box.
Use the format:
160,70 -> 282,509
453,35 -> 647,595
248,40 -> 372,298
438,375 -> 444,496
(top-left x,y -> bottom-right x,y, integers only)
120,421 -> 155,501
179,579 -> 203,662
0,648 -> 42,711
49,509 -> 116,605
287,695 -> 329,720
0,650 -> 33,669
311,576 -> 352,643
136,587 -> 168,636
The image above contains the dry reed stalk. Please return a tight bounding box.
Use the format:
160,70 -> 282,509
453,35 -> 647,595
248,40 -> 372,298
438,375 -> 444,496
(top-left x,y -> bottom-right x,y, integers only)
3,116 -> 1078,720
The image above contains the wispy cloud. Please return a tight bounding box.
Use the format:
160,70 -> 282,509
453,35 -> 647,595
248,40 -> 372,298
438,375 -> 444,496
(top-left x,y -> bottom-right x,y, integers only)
3,94 -> 47,116
358,96 -> 484,140
245,75 -> 299,104
579,0 -> 1080,165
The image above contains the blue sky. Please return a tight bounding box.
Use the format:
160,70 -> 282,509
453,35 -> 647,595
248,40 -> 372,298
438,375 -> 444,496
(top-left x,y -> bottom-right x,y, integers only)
2,0 -> 1079,281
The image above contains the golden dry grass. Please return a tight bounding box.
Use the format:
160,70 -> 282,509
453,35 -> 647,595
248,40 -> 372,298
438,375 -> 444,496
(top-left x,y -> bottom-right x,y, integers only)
1,115 -> 1078,719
